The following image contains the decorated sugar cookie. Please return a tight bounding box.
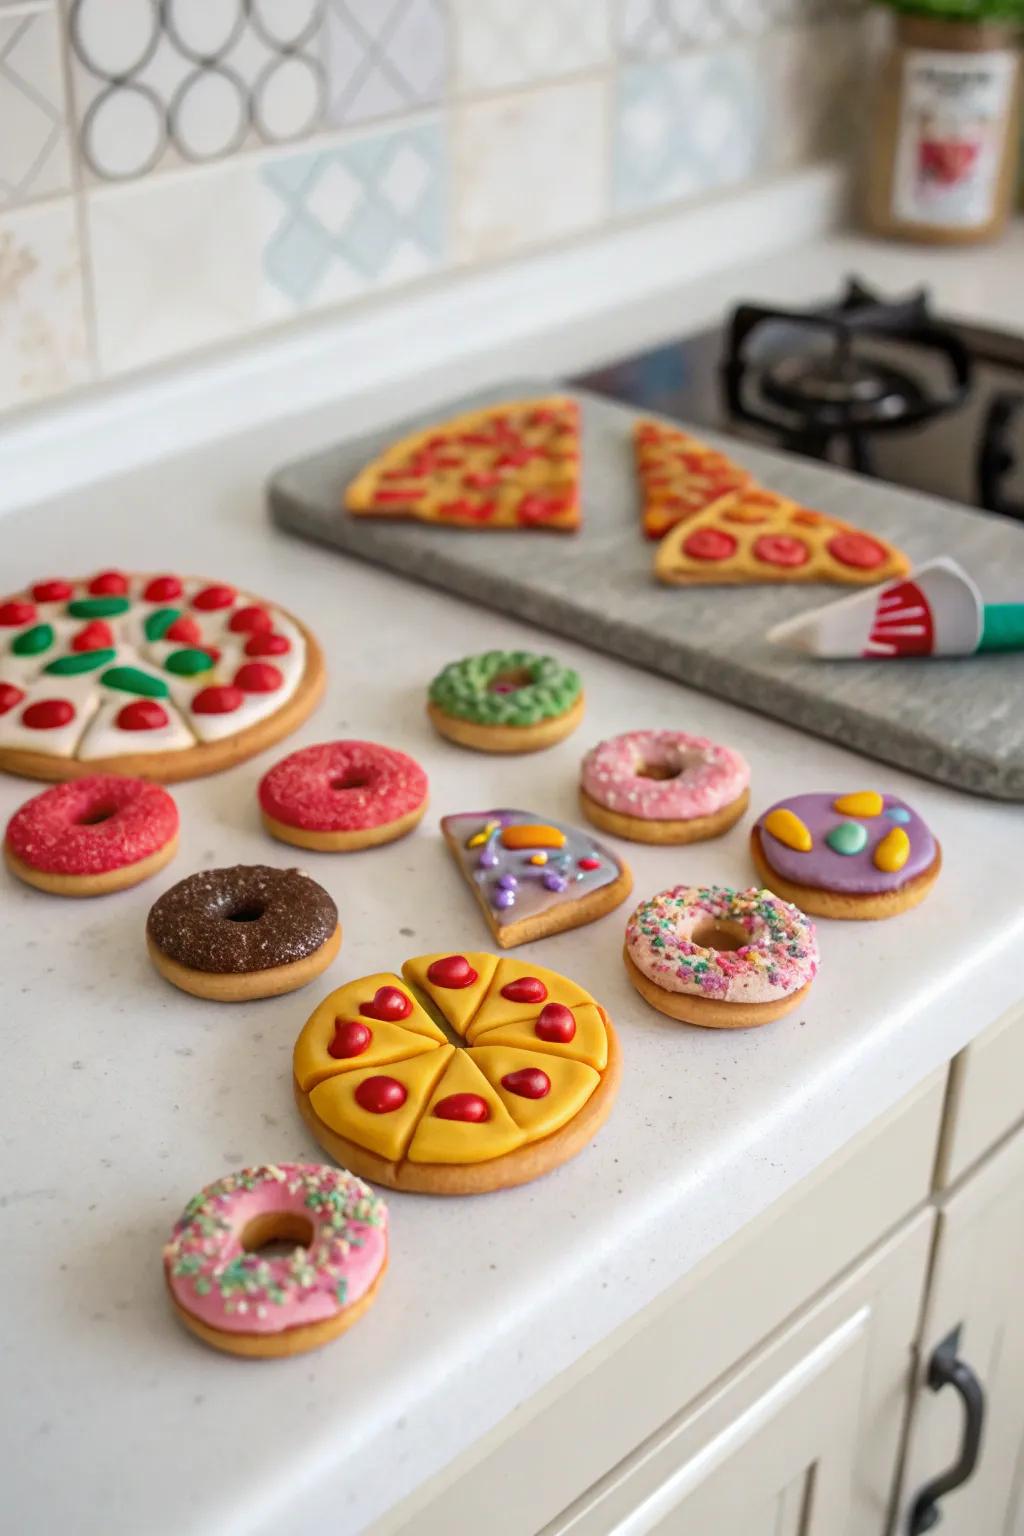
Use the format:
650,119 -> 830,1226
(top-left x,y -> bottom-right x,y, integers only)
4,774 -> 178,896
751,791 -> 941,920
0,571 -> 324,782
440,808 -> 632,947
259,740 -> 429,852
427,650 -> 583,753
580,729 -> 750,844
293,953 -> 620,1193
164,1163 -> 387,1358
634,419 -> 753,539
624,884 -> 818,1028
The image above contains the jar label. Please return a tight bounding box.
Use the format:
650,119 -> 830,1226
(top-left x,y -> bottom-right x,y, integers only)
893,48 -> 1016,228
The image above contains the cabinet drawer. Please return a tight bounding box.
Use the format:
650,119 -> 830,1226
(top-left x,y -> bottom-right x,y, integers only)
937,1001 -> 1024,1188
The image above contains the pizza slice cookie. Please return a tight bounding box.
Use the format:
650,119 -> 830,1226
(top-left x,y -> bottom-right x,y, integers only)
345,397 -> 581,532
293,951 -> 620,1193
654,488 -> 910,587
634,419 -> 753,540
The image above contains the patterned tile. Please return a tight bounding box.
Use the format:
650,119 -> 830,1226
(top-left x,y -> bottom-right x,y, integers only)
85,162 -> 262,373
0,198 -> 88,409
617,0 -> 862,55
455,80 -> 607,263
614,51 -> 766,213
322,0 -> 447,127
762,16 -> 867,172
259,120 -> 447,315
451,0 -> 611,95
0,4 -> 71,208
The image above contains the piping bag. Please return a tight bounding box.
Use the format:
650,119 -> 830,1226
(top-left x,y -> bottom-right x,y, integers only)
767,557 -> 1024,659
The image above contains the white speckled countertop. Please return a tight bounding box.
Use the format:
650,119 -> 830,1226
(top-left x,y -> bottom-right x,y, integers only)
3,223 -> 1024,1536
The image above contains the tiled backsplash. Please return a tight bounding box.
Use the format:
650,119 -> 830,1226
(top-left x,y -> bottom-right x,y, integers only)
0,0 -> 864,417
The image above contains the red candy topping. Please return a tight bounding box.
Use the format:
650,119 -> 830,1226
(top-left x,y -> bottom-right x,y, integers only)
31,580 -> 72,603
500,976 -> 548,1005
501,1068 -> 551,1099
5,774 -> 179,877
359,986 -> 413,1022
535,1003 -> 576,1043
192,583 -> 236,611
245,631 -> 291,657
0,600 -> 36,627
518,493 -> 569,525
233,662 -> 283,694
0,681 -> 25,714
355,1076 -> 407,1113
228,605 -> 272,634
827,531 -> 888,570
116,700 -> 169,731
192,685 -> 243,715
165,615 -> 203,645
23,699 -> 74,730
427,954 -> 478,988
72,620 -> 115,652
88,570 -> 128,595
682,528 -> 737,562
578,856 -> 601,870
753,534 -> 810,568
328,1020 -> 372,1059
142,575 -> 183,602
433,1093 -> 490,1123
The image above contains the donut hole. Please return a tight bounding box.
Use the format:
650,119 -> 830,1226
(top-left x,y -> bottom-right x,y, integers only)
488,667 -> 533,694
636,762 -> 681,782
240,1211 -> 314,1260
690,918 -> 749,953
225,903 -> 265,923
77,802 -> 119,826
331,770 -> 370,791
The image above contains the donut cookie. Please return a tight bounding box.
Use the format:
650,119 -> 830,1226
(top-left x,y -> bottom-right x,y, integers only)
293,953 -> 620,1193
147,865 -> 341,1001
164,1163 -> 387,1359
751,790 -> 941,920
441,808 -> 632,947
259,740 -> 428,852
624,884 -> 818,1028
427,650 -> 583,753
580,730 -> 750,844
4,774 -> 178,896
0,570 -> 324,783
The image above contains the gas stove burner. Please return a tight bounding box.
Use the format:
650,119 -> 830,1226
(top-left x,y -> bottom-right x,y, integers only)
760,352 -> 926,425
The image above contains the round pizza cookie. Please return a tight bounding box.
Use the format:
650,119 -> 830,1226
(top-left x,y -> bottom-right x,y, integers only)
293,952 -> 620,1194
751,790 -> 941,920
427,650 -> 583,753
0,570 -> 324,782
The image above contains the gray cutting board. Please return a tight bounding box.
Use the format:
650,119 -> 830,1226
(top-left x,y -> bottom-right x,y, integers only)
268,381 -> 1024,800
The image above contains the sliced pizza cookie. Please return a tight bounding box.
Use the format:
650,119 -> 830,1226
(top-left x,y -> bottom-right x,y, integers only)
464,956 -> 596,1039
401,951 -> 499,1035
307,1048 -> 454,1162
405,1052 -> 526,1165
294,973 -> 446,1092
470,1045 -> 600,1138
634,419 -> 752,540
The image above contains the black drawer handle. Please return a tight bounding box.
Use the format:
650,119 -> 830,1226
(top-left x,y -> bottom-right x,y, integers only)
908,1326 -> 986,1534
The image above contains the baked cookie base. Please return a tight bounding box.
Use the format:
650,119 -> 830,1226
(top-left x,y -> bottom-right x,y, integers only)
427,693 -> 584,755
750,828 -> 942,921
579,786 -> 749,845
623,948 -> 812,1029
147,923 -> 341,1002
0,616 -> 325,785
4,832 -> 178,897
294,1015 -> 620,1194
166,1259 -> 386,1359
260,800 -> 427,852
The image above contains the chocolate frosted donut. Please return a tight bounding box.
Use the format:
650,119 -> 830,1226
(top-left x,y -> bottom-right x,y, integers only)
147,865 -> 341,1002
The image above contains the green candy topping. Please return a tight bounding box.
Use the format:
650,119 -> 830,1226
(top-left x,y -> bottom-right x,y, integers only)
67,596 -> 131,619
12,623 -> 55,656
428,649 -> 581,727
44,648 -> 117,675
826,821 -> 868,856
144,607 -> 182,641
100,665 -> 169,698
164,647 -> 214,676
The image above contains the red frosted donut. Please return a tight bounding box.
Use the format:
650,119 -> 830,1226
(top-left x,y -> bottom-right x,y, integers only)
259,740 -> 429,852
4,774 -> 179,897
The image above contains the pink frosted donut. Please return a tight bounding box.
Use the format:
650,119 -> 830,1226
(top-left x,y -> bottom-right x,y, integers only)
164,1162 -> 388,1357
258,740 -> 429,851
4,774 -> 178,895
580,730 -> 749,843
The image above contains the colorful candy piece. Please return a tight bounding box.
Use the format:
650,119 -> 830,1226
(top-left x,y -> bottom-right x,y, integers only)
874,826 -> 910,873
826,821 -> 868,855
500,823 -> 566,850
762,806 -> 813,853
833,791 -> 884,817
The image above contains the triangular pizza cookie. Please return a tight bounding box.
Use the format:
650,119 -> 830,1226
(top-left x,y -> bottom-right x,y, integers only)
634,419 -> 753,540
654,487 -> 910,587
345,397 -> 581,532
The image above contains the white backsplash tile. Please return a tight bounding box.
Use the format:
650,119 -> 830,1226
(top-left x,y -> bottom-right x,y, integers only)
0,198 -> 88,409
451,0 -> 611,95
322,0 -> 447,127
0,4 -> 72,208
455,79 -> 607,263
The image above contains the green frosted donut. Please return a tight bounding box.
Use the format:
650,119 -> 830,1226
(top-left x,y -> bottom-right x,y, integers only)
428,650 -> 581,728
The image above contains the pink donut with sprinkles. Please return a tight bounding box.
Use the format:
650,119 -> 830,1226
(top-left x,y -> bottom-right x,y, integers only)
4,773 -> 179,897
259,740 -> 429,852
580,729 -> 750,844
164,1162 -> 388,1358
